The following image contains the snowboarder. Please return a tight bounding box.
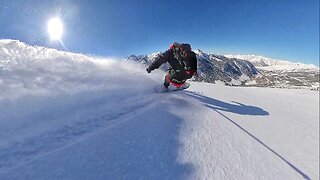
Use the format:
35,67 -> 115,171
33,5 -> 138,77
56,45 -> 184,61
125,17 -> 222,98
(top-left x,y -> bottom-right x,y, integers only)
146,42 -> 198,90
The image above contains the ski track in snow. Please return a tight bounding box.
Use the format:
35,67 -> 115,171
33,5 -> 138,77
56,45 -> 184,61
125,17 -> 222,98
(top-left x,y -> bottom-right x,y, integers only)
0,92 -> 168,173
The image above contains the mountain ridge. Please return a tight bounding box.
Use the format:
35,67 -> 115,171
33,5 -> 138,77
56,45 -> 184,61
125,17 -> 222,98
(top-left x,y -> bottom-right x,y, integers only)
224,54 -> 319,71
126,50 -> 319,90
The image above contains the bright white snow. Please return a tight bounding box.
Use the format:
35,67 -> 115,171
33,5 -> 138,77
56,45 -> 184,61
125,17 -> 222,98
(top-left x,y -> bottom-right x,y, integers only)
0,40 -> 319,180
225,54 -> 319,71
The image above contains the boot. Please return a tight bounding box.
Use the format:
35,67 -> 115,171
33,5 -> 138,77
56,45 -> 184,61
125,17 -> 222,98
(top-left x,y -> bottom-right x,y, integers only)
163,80 -> 170,88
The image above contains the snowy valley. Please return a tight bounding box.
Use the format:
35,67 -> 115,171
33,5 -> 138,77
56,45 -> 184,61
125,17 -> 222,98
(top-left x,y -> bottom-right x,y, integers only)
0,40 -> 319,179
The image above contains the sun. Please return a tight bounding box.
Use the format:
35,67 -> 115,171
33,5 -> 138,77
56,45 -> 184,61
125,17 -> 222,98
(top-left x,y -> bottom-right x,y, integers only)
47,17 -> 63,40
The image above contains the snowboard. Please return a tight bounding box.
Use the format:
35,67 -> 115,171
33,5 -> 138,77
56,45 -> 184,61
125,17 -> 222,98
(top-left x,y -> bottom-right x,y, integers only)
154,82 -> 190,93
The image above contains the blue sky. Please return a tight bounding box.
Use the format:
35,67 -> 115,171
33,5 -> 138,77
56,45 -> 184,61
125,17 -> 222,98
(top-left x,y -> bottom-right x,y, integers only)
0,0 -> 319,65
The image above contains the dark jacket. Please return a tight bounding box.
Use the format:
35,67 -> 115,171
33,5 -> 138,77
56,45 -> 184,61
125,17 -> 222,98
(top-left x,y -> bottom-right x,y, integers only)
148,48 -> 197,81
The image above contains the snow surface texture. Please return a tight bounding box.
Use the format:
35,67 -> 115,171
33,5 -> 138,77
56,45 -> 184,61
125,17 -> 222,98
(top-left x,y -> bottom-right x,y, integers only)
0,40 -> 319,180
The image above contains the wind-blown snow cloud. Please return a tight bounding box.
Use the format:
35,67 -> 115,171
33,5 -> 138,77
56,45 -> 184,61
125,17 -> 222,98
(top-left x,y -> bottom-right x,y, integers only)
0,39 -> 163,146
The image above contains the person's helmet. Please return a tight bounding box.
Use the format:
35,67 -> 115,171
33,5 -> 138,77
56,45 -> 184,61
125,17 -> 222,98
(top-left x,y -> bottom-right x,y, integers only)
170,42 -> 192,59
180,43 -> 192,52
169,42 -> 180,51
170,42 -> 192,52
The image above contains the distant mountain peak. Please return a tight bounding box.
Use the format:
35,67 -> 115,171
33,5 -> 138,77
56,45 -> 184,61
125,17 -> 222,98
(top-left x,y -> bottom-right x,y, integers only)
194,49 -> 205,54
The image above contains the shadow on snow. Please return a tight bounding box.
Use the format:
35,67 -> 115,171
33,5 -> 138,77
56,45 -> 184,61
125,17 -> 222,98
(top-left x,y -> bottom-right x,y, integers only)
185,91 -> 269,116
185,91 -> 310,180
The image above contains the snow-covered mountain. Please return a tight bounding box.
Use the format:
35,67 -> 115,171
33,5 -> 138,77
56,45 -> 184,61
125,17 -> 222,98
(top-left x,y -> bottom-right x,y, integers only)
0,39 -> 319,179
127,51 -> 319,90
225,54 -> 319,71
225,54 -> 319,89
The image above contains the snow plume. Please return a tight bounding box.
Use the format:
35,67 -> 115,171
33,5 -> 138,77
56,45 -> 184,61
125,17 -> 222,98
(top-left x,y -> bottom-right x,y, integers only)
0,39 -> 162,99
0,39 -> 163,145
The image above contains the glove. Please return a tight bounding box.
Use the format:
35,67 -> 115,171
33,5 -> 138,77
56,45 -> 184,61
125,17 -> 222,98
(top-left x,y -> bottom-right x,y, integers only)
194,71 -> 198,76
146,67 -> 152,73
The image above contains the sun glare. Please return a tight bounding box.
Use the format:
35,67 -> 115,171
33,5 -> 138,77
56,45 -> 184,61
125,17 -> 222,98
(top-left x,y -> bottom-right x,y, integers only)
47,17 -> 63,40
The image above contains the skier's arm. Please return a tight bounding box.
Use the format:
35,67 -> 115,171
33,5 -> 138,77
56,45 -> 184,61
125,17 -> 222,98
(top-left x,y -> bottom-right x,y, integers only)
147,50 -> 171,73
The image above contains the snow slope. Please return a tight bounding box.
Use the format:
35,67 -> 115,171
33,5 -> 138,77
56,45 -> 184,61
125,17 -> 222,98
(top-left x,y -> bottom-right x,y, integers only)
0,40 -> 319,179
